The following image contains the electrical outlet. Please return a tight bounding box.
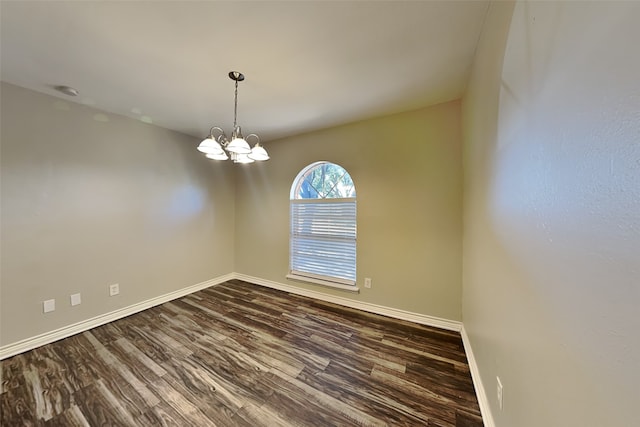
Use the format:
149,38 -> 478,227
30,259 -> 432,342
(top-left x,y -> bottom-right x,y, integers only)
70,293 -> 82,306
109,283 -> 120,296
364,278 -> 372,288
497,376 -> 503,410
43,299 -> 56,313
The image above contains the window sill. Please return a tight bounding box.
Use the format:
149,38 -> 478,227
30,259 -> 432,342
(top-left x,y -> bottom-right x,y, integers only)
286,274 -> 360,294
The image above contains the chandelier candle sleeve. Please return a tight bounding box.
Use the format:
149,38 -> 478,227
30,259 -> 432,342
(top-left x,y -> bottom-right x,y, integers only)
197,71 -> 269,163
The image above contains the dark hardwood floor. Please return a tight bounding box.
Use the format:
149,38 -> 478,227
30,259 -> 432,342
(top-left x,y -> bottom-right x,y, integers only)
1,280 -> 483,426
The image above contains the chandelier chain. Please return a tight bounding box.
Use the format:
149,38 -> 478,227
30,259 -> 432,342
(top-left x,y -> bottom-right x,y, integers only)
233,80 -> 239,129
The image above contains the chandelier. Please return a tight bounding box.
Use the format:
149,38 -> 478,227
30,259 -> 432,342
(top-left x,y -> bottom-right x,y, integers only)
197,71 -> 269,163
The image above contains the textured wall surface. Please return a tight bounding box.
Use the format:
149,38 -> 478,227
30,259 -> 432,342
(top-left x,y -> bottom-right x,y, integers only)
463,2 -> 640,425
1,83 -> 236,346
234,101 -> 463,321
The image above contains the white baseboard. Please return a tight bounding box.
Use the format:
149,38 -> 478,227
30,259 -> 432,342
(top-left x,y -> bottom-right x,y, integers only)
234,274 -> 495,423
1,272 -> 489,427
461,325 -> 495,427
0,273 -> 234,360
232,273 -> 462,332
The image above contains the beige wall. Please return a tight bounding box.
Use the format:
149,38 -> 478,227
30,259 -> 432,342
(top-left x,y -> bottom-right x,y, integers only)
462,2 -> 640,426
234,102 -> 463,321
0,84 -> 463,349
0,83 -> 235,346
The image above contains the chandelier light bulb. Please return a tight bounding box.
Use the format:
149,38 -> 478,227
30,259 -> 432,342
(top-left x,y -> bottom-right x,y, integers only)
233,153 -> 255,164
248,144 -> 269,161
197,137 -> 224,154
206,151 -> 229,160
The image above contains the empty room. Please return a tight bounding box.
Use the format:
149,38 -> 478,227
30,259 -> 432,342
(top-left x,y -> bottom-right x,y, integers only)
1,1 -> 638,426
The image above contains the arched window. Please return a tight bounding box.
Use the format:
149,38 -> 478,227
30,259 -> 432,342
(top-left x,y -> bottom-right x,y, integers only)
287,162 -> 357,290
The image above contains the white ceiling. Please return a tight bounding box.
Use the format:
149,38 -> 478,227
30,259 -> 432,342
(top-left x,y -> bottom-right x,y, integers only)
0,1 -> 489,142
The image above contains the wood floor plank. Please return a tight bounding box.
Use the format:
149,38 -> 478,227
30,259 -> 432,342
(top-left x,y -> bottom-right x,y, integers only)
296,364 -> 432,426
72,381 -> 138,426
135,401 -> 192,427
44,404 -> 91,427
1,280 -> 483,426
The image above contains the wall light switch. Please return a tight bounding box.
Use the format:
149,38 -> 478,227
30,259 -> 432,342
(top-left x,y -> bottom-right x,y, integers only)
71,293 -> 81,306
43,299 -> 56,313
364,278 -> 372,288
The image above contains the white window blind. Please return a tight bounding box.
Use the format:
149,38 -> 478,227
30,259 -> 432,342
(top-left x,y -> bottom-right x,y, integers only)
290,199 -> 356,285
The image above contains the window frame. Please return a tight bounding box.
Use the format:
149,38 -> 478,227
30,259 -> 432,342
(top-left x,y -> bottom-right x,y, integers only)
288,162 -> 358,292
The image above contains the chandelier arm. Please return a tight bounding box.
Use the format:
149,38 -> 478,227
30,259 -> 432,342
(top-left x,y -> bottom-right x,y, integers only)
209,126 -> 224,137
209,126 -> 228,145
245,134 -> 260,145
